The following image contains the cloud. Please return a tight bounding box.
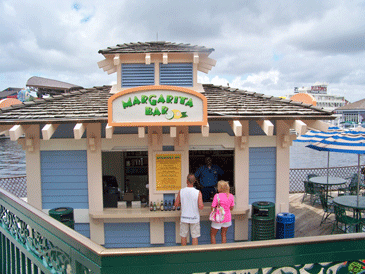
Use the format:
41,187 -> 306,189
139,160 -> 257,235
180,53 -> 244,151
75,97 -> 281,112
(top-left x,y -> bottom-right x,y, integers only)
0,0 -> 364,103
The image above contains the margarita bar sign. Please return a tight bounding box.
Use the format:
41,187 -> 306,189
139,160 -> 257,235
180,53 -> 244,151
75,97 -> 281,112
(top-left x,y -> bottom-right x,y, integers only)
108,85 -> 207,126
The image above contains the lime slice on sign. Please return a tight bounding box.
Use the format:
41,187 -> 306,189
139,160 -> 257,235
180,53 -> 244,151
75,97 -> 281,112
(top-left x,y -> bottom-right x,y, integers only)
172,110 -> 182,119
166,110 -> 174,120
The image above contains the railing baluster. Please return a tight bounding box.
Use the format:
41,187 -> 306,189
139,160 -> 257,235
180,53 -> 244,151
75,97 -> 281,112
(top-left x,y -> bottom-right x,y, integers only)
16,247 -> 20,274
7,236 -> 11,274
21,252 -> 26,274
27,258 -> 32,274
1,233 -> 5,274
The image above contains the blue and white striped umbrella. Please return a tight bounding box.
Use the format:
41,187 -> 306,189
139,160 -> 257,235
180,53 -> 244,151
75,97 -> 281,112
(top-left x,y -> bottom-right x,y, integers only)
307,133 -> 365,155
295,130 -> 343,143
307,127 -> 365,205
295,129 -> 344,179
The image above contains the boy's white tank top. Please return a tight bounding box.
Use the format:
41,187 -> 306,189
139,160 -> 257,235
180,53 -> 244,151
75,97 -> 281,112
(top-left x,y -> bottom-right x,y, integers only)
180,187 -> 200,223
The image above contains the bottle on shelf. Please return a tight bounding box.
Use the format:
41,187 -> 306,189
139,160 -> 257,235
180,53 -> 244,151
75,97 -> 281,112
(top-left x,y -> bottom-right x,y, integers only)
149,202 -> 153,211
153,202 -> 157,211
160,200 -> 164,211
164,201 -> 168,211
168,200 -> 172,211
172,199 -> 176,211
157,200 -> 160,211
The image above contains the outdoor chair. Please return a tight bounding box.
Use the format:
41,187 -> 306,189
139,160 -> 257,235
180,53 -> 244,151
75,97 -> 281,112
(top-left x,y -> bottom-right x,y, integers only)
331,204 -> 360,234
302,174 -> 320,204
338,173 -> 359,196
319,189 -> 334,225
358,209 -> 365,232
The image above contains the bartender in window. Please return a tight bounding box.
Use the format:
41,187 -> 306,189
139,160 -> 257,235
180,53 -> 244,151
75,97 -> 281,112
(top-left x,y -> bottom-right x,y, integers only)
195,157 -> 224,202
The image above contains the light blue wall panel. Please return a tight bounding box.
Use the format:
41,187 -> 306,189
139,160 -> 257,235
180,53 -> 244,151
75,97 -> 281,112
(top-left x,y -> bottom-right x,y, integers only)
249,147 -> 276,204
164,222 -> 176,246
74,223 -> 90,238
104,223 -> 151,248
41,150 -> 88,209
160,63 -> 193,87
121,64 -> 154,87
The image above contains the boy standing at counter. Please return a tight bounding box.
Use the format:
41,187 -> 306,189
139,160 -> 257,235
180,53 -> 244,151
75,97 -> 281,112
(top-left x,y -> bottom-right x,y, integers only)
174,174 -> 204,246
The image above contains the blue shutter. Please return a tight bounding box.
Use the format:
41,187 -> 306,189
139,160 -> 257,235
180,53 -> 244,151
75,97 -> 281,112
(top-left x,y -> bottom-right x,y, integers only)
41,150 -> 88,209
160,63 -> 193,87
249,147 -> 276,204
122,64 -> 155,87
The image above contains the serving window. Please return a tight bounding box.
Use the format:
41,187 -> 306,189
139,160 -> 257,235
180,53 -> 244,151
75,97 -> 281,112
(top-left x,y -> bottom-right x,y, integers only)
101,150 -> 148,208
189,150 -> 234,193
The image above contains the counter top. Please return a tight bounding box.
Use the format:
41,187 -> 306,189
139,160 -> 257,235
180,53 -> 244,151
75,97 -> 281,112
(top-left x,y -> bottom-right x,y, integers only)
90,205 -> 249,220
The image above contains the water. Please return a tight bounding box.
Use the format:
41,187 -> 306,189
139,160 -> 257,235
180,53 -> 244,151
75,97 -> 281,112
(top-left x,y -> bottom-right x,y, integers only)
0,138 -> 364,178
0,137 -> 26,177
290,141 -> 365,169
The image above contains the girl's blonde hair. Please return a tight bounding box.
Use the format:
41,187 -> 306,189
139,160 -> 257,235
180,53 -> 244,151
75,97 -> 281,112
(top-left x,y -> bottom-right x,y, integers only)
217,180 -> 230,193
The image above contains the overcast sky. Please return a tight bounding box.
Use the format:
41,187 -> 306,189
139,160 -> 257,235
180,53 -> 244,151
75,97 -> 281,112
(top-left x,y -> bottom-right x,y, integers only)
1,1 -> 364,102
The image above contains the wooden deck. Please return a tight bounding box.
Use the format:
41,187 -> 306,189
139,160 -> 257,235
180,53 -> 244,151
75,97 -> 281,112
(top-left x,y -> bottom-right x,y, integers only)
289,193 -> 340,237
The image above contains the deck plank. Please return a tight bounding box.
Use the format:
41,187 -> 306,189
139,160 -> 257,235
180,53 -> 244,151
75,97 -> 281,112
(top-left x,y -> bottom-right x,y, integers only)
289,193 -> 341,237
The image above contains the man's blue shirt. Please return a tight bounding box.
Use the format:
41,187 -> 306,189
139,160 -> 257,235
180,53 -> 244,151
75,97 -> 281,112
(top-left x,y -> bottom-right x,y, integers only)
195,165 -> 224,187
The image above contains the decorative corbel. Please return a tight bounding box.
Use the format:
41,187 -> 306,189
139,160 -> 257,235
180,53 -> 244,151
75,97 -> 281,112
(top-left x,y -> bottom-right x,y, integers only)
25,138 -> 34,152
152,132 -> 159,146
113,55 -> 121,66
145,53 -> 151,65
201,123 -> 209,137
138,127 -> 145,138
88,137 -> 96,151
193,53 -> 199,64
281,134 -> 296,148
170,127 -> 177,138
281,134 -> 289,148
42,124 -> 59,140
9,125 -> 25,141
73,123 -> 85,139
163,53 -> 168,64
240,135 -> 248,149
178,132 -> 185,147
105,124 -> 114,139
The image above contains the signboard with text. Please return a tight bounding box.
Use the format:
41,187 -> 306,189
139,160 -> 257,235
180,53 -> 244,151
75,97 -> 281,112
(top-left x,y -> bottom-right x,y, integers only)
155,153 -> 182,191
108,85 -> 207,127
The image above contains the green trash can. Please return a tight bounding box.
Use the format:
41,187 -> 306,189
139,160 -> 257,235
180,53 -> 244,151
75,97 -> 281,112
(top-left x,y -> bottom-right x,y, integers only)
251,201 -> 275,241
49,207 -> 74,229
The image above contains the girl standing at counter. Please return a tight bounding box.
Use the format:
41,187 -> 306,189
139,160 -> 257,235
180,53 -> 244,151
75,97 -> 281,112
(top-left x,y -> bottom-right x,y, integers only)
210,180 -> 235,244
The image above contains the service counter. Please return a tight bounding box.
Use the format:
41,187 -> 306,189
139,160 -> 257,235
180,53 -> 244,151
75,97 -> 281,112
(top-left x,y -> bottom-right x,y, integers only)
90,203 -> 249,244
90,204 -> 249,220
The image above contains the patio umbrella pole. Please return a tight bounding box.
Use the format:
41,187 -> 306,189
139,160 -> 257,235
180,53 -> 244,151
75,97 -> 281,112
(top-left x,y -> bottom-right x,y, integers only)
327,151 -> 330,182
327,151 -> 330,200
357,154 -> 361,207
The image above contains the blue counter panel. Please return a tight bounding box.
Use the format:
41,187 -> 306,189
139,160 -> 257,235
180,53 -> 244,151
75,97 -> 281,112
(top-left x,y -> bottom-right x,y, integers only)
249,147 -> 276,204
103,220 -> 235,248
41,150 -> 88,210
199,220 -> 235,245
74,223 -> 90,238
104,222 -> 151,248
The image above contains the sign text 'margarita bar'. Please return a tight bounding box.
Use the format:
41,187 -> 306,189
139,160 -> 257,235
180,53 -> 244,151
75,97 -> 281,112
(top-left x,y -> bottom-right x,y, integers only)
108,85 -> 208,126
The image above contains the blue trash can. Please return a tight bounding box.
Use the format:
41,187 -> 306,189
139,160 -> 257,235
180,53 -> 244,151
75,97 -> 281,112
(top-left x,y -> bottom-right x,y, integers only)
276,213 -> 295,239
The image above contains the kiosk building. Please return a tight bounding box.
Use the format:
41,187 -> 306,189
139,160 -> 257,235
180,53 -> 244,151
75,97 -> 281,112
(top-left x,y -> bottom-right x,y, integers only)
0,41 -> 333,247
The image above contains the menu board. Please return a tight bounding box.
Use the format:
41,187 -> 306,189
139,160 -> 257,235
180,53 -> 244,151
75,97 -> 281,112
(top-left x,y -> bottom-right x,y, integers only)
156,153 -> 182,191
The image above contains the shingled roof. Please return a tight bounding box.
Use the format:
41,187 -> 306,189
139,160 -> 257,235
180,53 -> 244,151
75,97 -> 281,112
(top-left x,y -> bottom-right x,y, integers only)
0,85 -> 333,125
98,41 -> 214,55
26,76 -> 83,91
335,98 -> 365,111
